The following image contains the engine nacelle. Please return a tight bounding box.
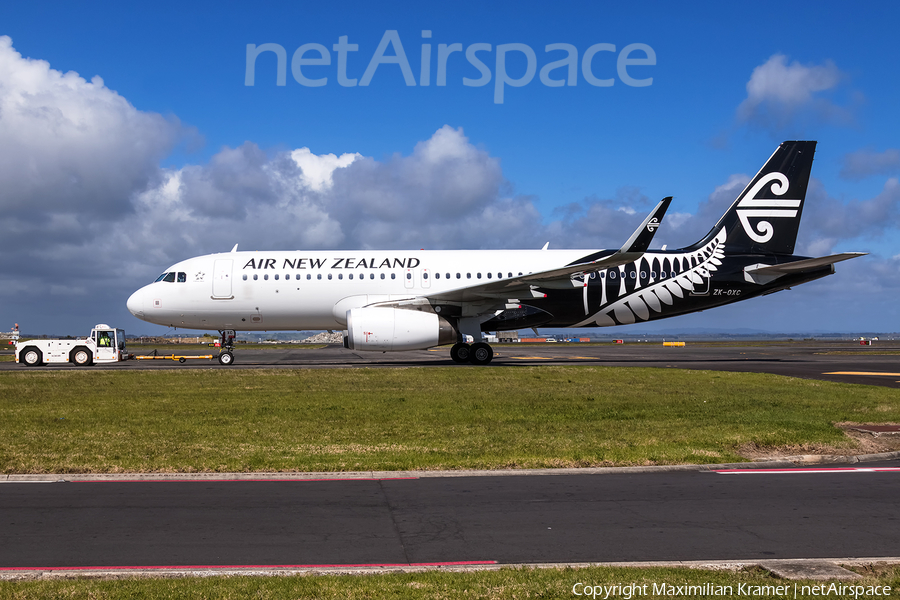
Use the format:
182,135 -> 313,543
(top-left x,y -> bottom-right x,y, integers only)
344,307 -> 456,351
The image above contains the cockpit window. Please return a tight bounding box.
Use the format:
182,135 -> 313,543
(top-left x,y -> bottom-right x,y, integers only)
155,271 -> 186,283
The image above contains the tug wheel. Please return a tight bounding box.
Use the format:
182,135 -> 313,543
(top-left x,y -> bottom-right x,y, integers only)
22,347 -> 43,366
71,347 -> 93,366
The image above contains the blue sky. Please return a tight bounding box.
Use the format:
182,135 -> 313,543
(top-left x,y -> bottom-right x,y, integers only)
2,1 -> 899,335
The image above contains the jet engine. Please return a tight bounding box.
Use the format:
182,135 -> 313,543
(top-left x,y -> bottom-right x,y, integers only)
344,307 -> 457,351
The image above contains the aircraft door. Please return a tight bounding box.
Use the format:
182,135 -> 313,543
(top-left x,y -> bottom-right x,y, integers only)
690,266 -> 711,296
94,329 -> 116,362
212,259 -> 234,298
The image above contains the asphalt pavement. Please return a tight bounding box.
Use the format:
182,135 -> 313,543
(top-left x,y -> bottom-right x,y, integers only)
3,465 -> 900,570
3,340 -> 899,388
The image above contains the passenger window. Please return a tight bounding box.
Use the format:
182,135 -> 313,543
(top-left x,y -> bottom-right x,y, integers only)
497,273 -> 502,279
338,274 -> 343,280
424,272 -> 429,279
630,272 -> 636,279
487,273 -> 492,279
651,271 -> 657,278
406,273 -> 411,280
242,274 -> 248,281
370,273 -> 375,280
307,274 -> 311,280
456,273 -> 461,279
163,272 -> 176,283
467,273 -> 471,279
349,274 -> 353,280
177,272 -> 186,283
391,273 -> 396,280
610,272 -> 617,279
317,274 -> 322,280
508,272 -> 512,278
640,272 -> 646,279
446,273 -> 450,279
380,273 -> 385,280
264,274 -> 269,280
328,274 -> 332,280
477,273 -> 481,279
274,274 -> 279,280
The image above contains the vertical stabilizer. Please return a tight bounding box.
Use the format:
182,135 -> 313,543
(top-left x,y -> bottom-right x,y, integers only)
692,141 -> 816,255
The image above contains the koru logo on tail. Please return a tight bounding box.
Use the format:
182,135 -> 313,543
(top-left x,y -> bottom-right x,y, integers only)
736,172 -> 801,243
646,217 -> 660,233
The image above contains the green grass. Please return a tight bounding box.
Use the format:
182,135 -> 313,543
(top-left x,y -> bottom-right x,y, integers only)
1,565 -> 898,599
1,367 -> 898,474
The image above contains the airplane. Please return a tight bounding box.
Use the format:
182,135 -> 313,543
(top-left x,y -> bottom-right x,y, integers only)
127,141 -> 865,366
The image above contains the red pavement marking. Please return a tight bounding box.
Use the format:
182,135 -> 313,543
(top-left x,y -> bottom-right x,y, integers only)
713,467 -> 900,474
0,561 -> 497,571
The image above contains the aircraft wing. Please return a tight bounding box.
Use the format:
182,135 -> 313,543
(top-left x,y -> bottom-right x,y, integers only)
423,197 -> 672,303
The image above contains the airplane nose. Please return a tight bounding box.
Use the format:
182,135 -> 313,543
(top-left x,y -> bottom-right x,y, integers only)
126,288 -> 144,318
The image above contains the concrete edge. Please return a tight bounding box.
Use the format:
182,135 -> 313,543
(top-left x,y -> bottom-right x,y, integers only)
2,558 -> 899,581
3,451 -> 900,482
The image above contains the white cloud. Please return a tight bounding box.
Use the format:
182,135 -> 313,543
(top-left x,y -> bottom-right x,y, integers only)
0,35 -> 181,230
56,124 -> 540,304
736,54 -> 848,131
290,147 -> 360,191
840,148 -> 900,180
796,177 -> 900,255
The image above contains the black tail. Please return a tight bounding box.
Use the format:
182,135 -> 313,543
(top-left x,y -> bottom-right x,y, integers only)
691,141 -> 816,255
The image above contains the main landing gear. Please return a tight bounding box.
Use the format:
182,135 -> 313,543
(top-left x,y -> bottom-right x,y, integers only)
217,329 -> 236,366
450,342 -> 494,365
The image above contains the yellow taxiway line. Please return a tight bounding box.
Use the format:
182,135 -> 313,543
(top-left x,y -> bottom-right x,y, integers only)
825,371 -> 900,377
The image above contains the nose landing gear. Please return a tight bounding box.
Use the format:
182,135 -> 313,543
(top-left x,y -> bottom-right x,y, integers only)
217,330 -> 236,365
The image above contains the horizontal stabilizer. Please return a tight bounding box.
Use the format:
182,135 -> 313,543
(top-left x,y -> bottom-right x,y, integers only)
744,252 -> 866,284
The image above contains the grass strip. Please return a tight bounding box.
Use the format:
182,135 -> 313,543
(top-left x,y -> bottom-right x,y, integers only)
1,565 -> 899,599
1,367 -> 898,473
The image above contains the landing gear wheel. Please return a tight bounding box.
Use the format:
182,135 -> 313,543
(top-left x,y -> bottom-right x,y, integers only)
178,357 -> 187,363
469,342 -> 494,365
21,346 -> 42,366
71,346 -> 93,366
450,343 -> 471,363
218,351 -> 234,366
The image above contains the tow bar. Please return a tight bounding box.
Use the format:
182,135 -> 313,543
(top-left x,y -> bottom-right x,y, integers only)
134,353 -> 215,363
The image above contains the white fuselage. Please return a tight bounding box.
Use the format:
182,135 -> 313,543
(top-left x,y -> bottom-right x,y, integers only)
126,249 -> 588,331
